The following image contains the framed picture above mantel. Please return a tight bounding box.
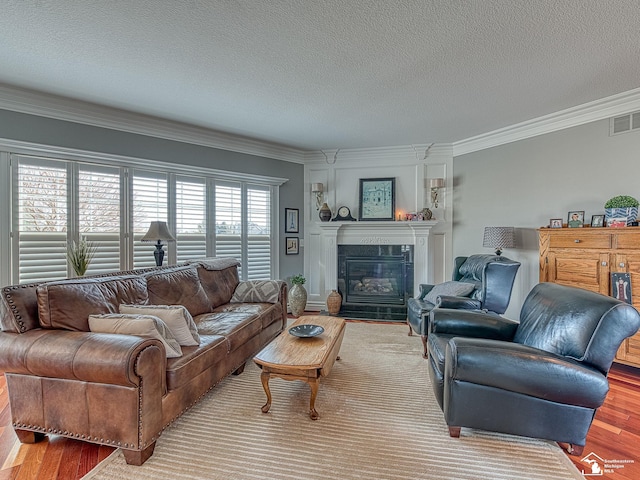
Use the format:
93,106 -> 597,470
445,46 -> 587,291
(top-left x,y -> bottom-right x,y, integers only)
358,177 -> 396,221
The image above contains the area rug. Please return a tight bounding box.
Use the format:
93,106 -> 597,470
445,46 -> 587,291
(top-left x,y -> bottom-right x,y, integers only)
83,322 -> 583,480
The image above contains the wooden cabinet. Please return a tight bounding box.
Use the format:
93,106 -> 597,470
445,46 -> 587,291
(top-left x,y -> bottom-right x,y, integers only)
539,227 -> 640,368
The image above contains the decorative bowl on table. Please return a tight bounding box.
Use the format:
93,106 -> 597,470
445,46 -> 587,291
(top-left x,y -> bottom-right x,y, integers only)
288,324 -> 324,338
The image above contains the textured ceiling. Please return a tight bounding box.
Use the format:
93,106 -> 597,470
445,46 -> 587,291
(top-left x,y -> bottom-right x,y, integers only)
1,1 -> 640,151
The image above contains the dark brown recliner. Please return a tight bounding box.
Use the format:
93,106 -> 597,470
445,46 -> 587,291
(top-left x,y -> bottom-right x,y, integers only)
407,254 -> 520,357
427,282 -> 640,455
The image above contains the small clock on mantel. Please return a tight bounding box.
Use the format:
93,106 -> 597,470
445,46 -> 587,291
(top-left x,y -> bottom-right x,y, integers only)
332,206 -> 357,221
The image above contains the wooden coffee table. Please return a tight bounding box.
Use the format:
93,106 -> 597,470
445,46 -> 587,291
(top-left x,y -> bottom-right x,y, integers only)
253,315 -> 346,420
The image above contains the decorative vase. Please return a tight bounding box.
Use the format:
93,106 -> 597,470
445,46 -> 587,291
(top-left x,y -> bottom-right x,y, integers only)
326,289 -> 342,315
319,203 -> 332,222
605,207 -> 638,226
289,284 -> 307,317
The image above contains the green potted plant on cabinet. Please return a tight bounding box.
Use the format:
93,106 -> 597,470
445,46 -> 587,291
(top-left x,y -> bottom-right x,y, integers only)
66,238 -> 98,276
289,274 -> 307,317
604,195 -> 639,226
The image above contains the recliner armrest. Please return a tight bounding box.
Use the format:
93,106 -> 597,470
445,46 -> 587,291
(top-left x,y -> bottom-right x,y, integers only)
446,337 -> 609,408
436,295 -> 481,310
429,308 -> 519,340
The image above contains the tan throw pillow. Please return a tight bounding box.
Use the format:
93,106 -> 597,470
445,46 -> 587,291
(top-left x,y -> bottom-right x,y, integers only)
424,281 -> 476,305
231,280 -> 281,303
88,313 -> 183,358
119,304 -> 200,346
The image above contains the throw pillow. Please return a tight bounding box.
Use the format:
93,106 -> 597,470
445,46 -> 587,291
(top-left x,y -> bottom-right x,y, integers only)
88,313 -> 183,358
119,304 -> 200,346
231,280 -> 281,304
424,281 -> 476,305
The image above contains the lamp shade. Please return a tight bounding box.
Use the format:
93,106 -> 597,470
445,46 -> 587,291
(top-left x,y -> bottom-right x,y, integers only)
483,227 -> 515,255
429,178 -> 445,189
141,221 -> 176,244
312,183 -> 324,193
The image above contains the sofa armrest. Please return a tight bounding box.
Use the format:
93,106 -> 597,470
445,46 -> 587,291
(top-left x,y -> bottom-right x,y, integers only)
446,337 -> 609,408
0,329 -> 165,387
436,295 -> 482,310
429,308 -> 519,340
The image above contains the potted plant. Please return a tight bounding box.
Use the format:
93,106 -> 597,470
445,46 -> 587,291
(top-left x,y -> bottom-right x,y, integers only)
604,195 -> 639,226
66,238 -> 98,276
289,274 -> 307,317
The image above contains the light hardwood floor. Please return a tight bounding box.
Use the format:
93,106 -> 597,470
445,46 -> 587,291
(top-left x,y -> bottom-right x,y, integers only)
1,363 -> 639,479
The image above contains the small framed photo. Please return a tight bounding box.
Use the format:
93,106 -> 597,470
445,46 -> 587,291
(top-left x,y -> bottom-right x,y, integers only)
358,177 -> 396,221
285,208 -> 299,233
607,217 -> 628,228
567,211 -> 584,228
591,214 -> 605,228
611,272 -> 632,304
285,237 -> 299,255
550,218 -> 563,228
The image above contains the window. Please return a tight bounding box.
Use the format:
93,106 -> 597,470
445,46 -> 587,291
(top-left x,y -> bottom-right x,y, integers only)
8,153 -> 280,284
78,165 -> 121,275
132,171 -> 168,269
15,157 -> 68,283
176,176 -> 207,263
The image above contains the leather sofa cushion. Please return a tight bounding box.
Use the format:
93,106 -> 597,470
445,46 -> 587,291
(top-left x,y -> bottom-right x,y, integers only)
195,308 -> 264,353
144,266 -> 211,317
37,275 -> 148,331
196,264 -> 239,308
1,283 -> 41,333
166,334 -> 228,391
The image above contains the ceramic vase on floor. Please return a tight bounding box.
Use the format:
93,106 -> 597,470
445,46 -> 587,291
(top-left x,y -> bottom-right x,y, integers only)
326,290 -> 342,315
289,284 -> 307,317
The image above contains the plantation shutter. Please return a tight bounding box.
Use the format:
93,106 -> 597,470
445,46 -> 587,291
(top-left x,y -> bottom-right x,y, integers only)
176,176 -> 207,262
247,185 -> 272,280
132,170 -> 168,269
214,181 -> 243,277
14,157 -> 68,283
78,165 -> 121,275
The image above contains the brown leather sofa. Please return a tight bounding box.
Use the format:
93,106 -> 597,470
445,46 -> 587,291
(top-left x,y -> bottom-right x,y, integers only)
0,258 -> 287,465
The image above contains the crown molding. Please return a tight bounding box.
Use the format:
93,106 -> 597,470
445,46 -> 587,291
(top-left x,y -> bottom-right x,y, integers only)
304,143 -> 453,166
453,87 -> 640,157
0,83 -> 306,164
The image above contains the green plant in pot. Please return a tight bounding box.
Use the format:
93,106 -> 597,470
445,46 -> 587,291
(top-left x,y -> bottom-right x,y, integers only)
66,238 -> 98,276
604,195 -> 639,226
289,274 -> 307,318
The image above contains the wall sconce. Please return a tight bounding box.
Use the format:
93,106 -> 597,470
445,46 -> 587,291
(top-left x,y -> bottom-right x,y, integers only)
483,226 -> 515,256
429,178 -> 445,208
312,183 -> 324,210
141,221 -> 176,266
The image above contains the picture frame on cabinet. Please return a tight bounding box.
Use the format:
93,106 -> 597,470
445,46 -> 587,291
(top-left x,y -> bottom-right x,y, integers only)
591,214 -> 605,228
607,217 -> 628,228
567,211 -> 584,228
285,237 -> 299,255
611,272 -> 632,304
550,218 -> 563,228
285,208 -> 299,233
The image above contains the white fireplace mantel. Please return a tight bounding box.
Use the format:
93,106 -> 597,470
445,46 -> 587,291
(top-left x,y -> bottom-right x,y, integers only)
316,220 -> 438,292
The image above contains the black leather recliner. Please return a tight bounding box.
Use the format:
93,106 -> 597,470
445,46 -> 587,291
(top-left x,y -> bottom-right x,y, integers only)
407,254 -> 520,357
427,282 -> 640,455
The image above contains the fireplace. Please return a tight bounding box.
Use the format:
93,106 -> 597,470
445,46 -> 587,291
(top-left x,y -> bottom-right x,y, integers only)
337,244 -> 413,321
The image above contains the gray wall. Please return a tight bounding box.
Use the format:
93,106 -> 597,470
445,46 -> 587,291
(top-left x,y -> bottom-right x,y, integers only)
0,109 -> 304,281
453,118 -> 640,317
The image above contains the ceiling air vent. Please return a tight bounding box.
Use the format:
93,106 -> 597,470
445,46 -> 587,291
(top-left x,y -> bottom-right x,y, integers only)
611,111 -> 640,136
